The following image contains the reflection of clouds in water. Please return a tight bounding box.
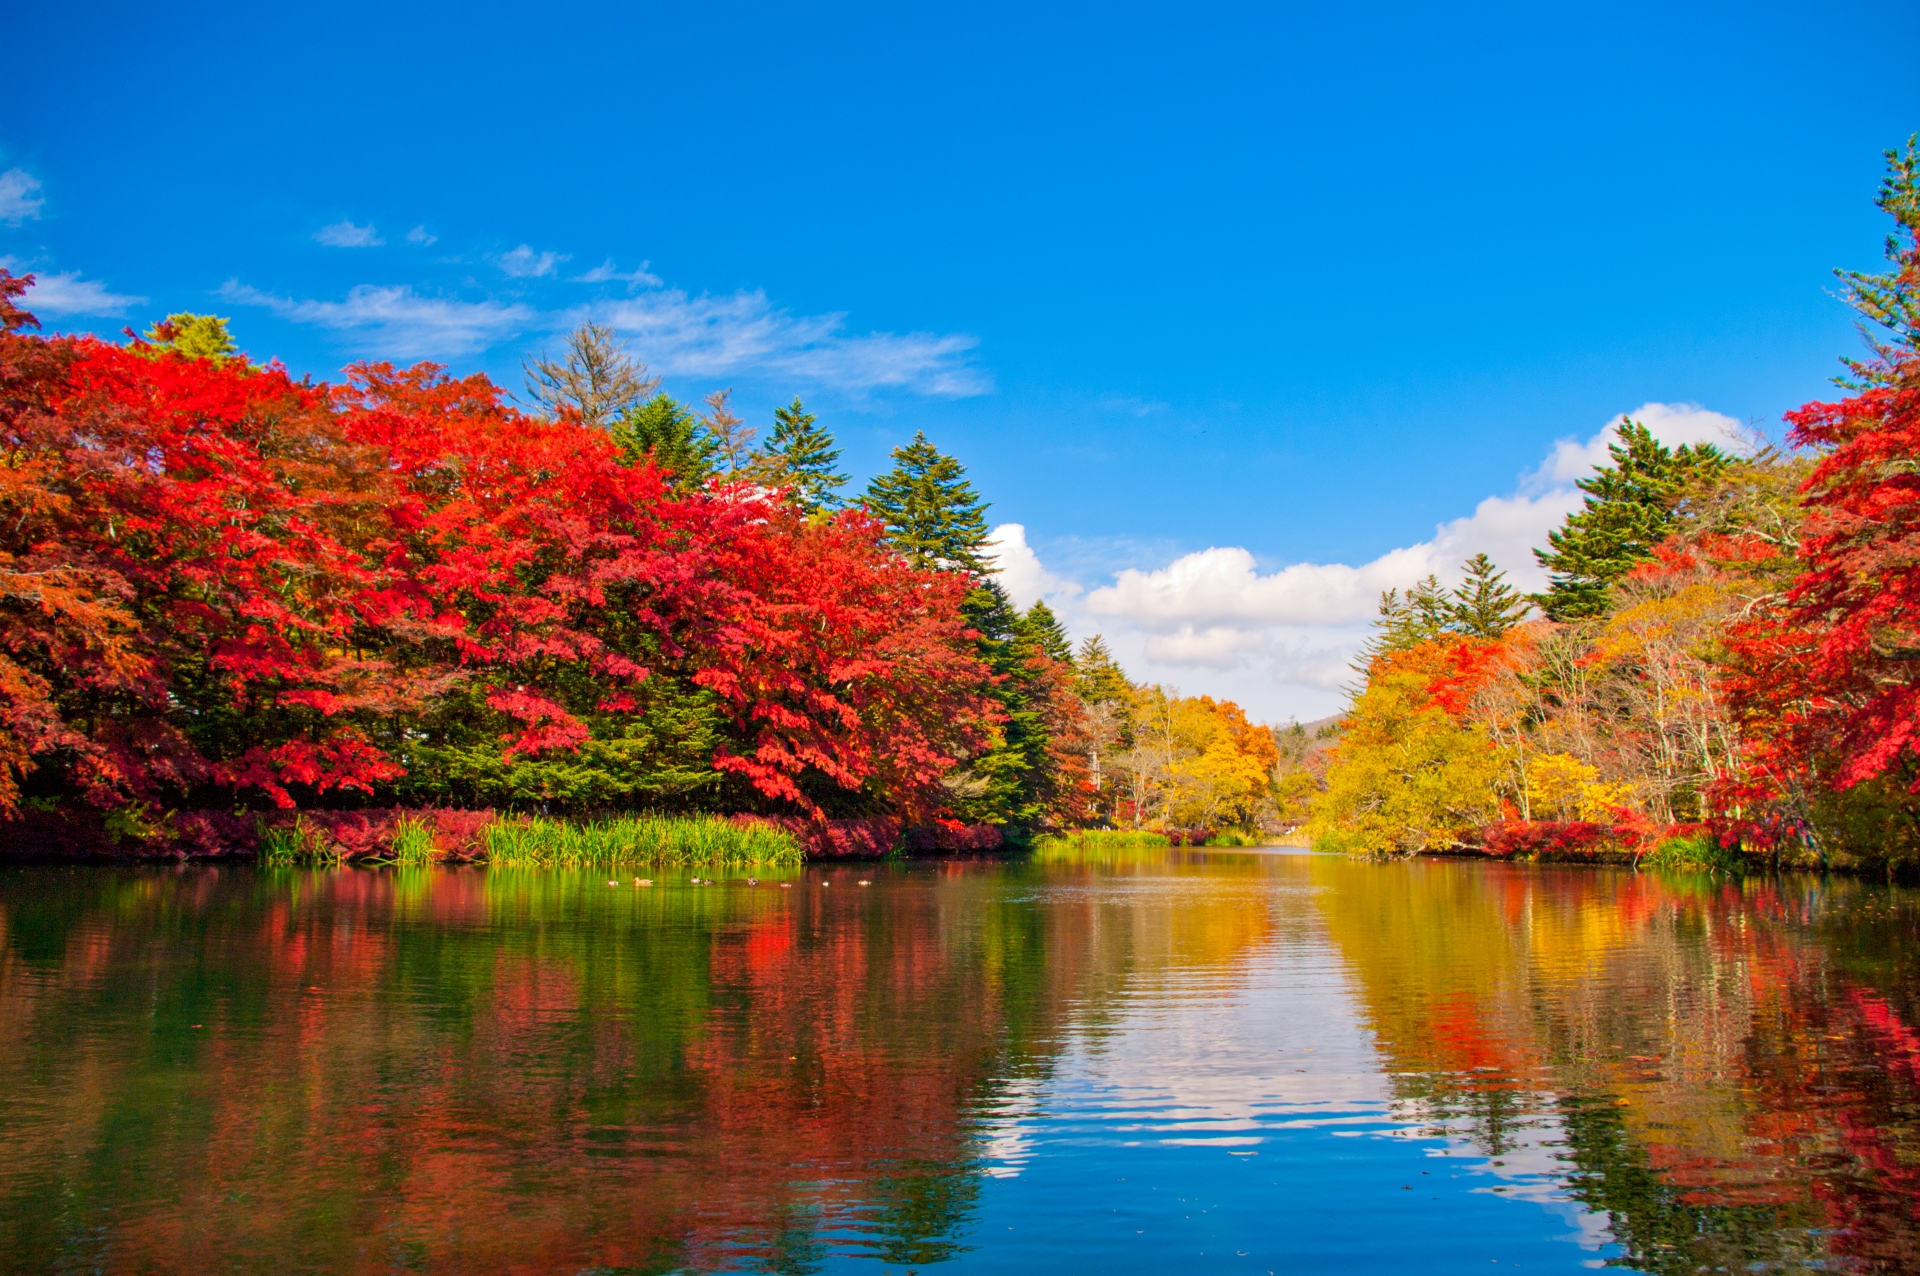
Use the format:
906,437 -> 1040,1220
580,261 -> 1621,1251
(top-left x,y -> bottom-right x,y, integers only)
975,1076 -> 1044,1178
967,876 -> 1618,1250
1395,1097 -> 1618,1252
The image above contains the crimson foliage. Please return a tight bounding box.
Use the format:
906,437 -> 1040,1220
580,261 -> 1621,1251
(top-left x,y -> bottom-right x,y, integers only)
0,275 -> 993,820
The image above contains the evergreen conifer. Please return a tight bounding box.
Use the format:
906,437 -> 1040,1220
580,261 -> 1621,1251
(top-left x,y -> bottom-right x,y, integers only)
762,397 -> 848,512
1017,600 -> 1073,664
612,393 -> 720,492
1534,420 -> 1728,620
1450,553 -> 1530,637
1073,635 -> 1132,706
863,432 -> 990,573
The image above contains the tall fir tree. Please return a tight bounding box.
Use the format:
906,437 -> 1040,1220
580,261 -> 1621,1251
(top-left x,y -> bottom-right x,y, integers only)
1361,575 -> 1455,663
1073,635 -> 1131,706
761,397 -> 848,512
863,432 -> 991,573
954,580 -> 1051,832
612,393 -> 720,492
1017,600 -> 1073,664
1535,420 -> 1728,620
1450,553 -> 1530,637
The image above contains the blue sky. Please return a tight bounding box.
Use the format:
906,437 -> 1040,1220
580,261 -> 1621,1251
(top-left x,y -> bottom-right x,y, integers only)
4,1 -> 1917,718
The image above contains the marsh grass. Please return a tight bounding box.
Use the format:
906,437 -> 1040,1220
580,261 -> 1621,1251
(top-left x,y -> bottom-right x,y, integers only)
1033,830 -> 1172,852
1640,832 -> 1746,875
389,817 -> 437,865
483,814 -> 802,869
257,816 -> 341,867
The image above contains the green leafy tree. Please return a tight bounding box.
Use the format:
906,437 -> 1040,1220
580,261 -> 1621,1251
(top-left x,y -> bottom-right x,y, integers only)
612,393 -> 720,492
761,397 -> 848,512
1017,600 -> 1072,664
141,313 -> 239,362
1534,420 -> 1728,620
1450,553 -> 1530,637
863,432 -> 990,573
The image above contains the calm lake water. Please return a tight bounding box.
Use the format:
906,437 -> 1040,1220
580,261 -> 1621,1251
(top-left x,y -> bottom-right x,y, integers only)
2,849 -> 1917,1275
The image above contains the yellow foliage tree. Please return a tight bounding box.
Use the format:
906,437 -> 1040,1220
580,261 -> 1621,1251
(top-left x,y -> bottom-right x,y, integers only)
1116,689 -> 1278,831
1306,646 -> 1507,855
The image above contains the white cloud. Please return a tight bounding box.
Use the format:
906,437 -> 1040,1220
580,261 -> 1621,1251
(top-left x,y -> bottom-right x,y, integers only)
406,225 -> 437,246
589,288 -> 990,397
0,258 -> 146,316
986,524 -> 1081,611
499,244 -> 566,278
219,280 -> 534,358
314,220 -> 384,248
574,258 -> 662,288
0,169 -> 43,225
990,402 -> 1749,720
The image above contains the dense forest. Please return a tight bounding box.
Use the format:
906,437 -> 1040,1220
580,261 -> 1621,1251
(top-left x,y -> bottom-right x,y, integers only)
0,275 -> 1276,849
1301,140 -> 1920,875
4,142 -> 1918,871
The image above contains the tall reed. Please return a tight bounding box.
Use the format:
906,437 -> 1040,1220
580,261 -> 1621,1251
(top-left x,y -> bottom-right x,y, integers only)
389,817 -> 437,865
482,814 -> 802,869
257,816 -> 341,867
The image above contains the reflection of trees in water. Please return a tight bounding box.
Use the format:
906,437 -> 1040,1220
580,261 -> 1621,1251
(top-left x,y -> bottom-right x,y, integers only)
1313,858 -> 1920,1274
0,861 -> 1278,1274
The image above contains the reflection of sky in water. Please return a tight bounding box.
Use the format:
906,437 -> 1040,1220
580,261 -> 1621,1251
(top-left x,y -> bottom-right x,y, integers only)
5,856 -> 1917,1274
910,870 -> 1630,1274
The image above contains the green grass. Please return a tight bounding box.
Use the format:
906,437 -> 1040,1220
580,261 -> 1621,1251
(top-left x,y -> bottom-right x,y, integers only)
257,816 -> 341,867
481,814 -> 803,869
389,817 -> 437,865
1639,832 -> 1747,875
1032,829 -> 1172,852
1203,830 -> 1264,847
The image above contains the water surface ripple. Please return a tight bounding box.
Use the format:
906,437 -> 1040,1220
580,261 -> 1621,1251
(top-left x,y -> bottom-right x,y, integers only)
1,850 -> 1916,1274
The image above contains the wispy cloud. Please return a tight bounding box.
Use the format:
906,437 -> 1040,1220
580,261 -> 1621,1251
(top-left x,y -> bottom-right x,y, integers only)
219,280 -> 534,358
314,220 -> 384,248
0,168 -> 44,225
574,258 -> 662,288
0,257 -> 146,316
589,288 -> 990,397
987,403 -> 1748,719
406,225 -> 437,246
224,229 -> 986,397
498,244 -> 566,278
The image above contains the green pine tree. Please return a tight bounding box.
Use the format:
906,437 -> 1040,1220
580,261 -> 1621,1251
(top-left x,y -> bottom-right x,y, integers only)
141,313 -> 239,362
761,397 -> 849,512
1534,420 -> 1728,620
1017,600 -> 1073,664
1835,134 -> 1919,384
1450,553 -> 1530,637
863,432 -> 991,573
952,580 -> 1051,833
612,393 -> 721,493
1361,575 -> 1455,662
1073,635 -> 1132,706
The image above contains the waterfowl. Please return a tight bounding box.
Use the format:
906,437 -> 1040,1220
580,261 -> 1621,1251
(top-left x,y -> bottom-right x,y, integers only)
858,880 -> 871,886
746,877 -> 759,886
